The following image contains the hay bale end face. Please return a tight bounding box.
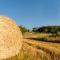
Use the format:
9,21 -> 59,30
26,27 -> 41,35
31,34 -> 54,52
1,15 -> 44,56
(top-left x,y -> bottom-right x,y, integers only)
0,16 -> 23,59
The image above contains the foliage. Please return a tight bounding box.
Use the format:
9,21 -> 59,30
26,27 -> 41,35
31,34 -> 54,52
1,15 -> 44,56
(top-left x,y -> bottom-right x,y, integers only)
19,25 -> 29,34
32,26 -> 60,36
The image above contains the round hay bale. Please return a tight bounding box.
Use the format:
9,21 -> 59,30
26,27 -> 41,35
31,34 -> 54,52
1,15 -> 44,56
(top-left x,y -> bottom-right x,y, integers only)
0,16 -> 23,59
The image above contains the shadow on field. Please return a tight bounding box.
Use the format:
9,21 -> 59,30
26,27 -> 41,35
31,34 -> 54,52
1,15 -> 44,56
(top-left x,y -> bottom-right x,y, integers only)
26,38 -> 60,43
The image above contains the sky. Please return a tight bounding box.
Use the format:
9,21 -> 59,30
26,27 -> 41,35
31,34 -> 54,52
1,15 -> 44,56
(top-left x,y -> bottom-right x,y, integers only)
0,0 -> 60,29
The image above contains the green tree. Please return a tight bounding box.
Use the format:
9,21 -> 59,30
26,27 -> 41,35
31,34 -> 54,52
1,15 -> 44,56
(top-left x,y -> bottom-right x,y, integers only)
19,25 -> 29,34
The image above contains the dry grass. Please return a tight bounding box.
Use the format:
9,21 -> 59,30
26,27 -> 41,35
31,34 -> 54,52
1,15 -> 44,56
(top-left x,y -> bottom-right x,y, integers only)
24,32 -> 60,42
2,32 -> 60,60
5,38 -> 60,60
24,32 -> 49,39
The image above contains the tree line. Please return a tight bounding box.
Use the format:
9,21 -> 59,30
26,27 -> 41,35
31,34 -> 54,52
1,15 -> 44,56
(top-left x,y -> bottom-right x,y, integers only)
32,26 -> 60,35
19,25 -> 60,36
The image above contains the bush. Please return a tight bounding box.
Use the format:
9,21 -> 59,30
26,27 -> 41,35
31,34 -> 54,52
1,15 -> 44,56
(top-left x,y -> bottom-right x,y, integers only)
19,25 -> 29,34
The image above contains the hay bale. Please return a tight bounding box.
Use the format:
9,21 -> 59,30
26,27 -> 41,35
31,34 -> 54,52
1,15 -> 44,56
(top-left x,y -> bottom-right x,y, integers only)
0,16 -> 23,60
